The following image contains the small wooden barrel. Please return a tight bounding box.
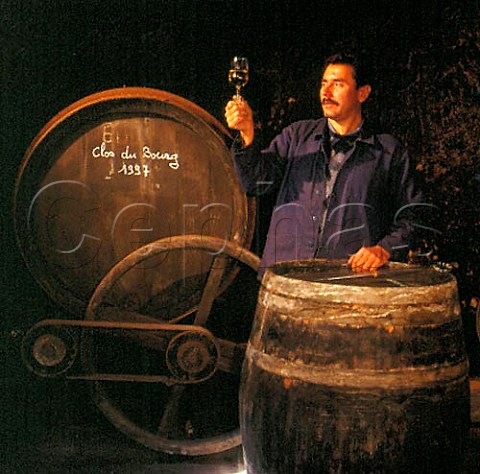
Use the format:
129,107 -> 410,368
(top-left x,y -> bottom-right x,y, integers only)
240,260 -> 470,474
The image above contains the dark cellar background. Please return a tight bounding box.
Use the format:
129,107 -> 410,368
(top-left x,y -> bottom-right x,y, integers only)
1,0 -> 480,472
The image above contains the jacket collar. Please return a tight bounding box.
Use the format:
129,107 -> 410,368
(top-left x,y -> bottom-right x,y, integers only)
314,117 -> 377,144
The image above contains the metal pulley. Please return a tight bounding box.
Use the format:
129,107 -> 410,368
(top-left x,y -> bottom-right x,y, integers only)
22,324 -> 78,377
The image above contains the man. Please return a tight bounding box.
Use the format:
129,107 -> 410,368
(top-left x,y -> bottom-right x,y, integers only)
225,52 -> 423,276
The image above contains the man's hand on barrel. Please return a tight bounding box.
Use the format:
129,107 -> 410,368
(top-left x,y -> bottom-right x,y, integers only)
348,245 -> 390,274
225,98 -> 255,147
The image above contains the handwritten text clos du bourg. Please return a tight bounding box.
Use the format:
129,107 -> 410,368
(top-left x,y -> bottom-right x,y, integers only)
92,142 -> 180,177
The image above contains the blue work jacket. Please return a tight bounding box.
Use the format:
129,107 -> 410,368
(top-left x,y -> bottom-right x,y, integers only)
233,118 -> 425,275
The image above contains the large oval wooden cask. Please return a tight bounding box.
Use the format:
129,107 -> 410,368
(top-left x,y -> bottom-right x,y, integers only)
240,260 -> 470,473
14,88 -> 254,315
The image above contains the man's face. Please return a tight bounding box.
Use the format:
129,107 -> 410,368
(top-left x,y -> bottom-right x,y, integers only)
320,63 -> 370,123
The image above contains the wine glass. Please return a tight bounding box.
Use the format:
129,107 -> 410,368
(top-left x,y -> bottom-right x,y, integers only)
228,56 -> 249,101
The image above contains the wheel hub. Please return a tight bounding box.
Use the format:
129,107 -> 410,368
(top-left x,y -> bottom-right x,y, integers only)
166,331 -> 219,382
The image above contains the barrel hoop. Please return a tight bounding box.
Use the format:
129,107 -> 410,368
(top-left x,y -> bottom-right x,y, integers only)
247,345 -> 469,390
258,295 -> 461,327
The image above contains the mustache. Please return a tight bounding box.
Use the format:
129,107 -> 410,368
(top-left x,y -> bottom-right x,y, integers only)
322,98 -> 338,106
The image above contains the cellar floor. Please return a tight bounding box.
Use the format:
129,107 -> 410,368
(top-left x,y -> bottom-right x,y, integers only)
1,377 -> 479,473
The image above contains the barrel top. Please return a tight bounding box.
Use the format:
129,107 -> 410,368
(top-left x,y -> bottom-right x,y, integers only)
262,259 -> 458,305
269,259 -> 453,287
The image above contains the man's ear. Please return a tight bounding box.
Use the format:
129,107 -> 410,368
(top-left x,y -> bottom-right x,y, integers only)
358,84 -> 372,103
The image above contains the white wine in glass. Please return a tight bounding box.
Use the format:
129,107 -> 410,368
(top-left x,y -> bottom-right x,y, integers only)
228,56 -> 249,100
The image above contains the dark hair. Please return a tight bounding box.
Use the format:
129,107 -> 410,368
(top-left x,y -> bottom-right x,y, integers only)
323,52 -> 370,88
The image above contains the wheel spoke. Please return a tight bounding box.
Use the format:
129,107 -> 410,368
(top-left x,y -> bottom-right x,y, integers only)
158,385 -> 186,437
216,339 -> 246,374
194,256 -> 227,326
